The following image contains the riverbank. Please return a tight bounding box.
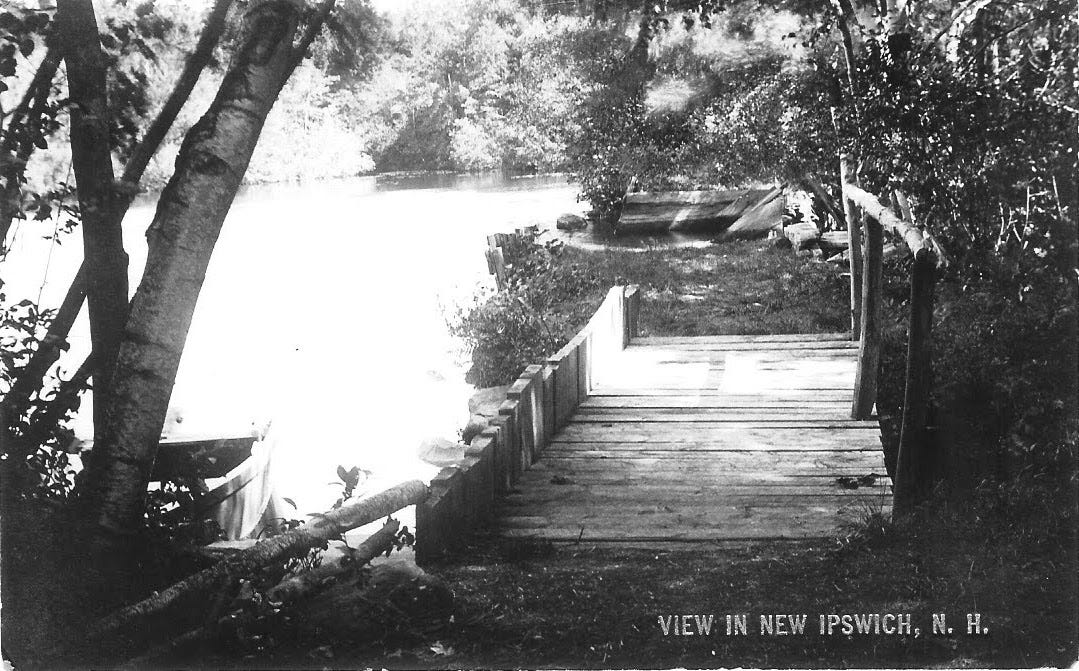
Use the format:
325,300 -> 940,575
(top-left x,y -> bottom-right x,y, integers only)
452,236 -> 850,388
186,236 -> 1075,668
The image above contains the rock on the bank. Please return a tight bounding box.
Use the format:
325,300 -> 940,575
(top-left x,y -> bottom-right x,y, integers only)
556,213 -> 588,231
417,436 -> 465,467
468,385 -> 511,417
462,384 -> 511,443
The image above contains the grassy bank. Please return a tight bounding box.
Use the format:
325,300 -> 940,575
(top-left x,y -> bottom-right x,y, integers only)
452,238 -> 850,387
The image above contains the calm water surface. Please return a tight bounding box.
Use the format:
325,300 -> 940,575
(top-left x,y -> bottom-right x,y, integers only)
5,173 -> 596,510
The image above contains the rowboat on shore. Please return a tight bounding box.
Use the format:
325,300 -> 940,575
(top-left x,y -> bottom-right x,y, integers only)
615,185 -> 780,235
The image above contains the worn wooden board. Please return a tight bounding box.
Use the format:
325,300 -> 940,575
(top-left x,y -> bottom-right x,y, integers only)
516,472 -> 886,488
555,422 -> 877,442
545,433 -> 881,451
498,501 -> 883,525
579,396 -> 852,409
504,484 -> 889,503
628,340 -> 859,351
621,351 -> 863,362
624,189 -> 747,206
571,410 -> 866,422
636,333 -> 851,344
495,511 -> 881,540
493,331 -> 886,544
586,388 -> 855,400
528,452 -> 882,472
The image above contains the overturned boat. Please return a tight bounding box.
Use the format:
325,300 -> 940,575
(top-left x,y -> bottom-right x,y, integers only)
616,186 -> 779,235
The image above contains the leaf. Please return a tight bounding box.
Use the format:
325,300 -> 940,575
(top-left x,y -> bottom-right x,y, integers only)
282,497 -> 297,509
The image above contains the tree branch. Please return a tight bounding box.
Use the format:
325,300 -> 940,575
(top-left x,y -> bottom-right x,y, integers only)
0,45 -> 62,247
120,0 -> 234,187
289,0 -> 337,71
2,265 -> 87,419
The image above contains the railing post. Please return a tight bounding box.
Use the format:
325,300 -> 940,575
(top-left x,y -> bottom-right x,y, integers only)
852,215 -> 883,419
894,252 -> 938,512
840,157 -> 863,338
623,284 -> 640,346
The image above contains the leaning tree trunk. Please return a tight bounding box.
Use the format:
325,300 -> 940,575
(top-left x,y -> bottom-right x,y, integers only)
78,0 -> 331,539
2,0 -> 233,430
56,0 -> 130,424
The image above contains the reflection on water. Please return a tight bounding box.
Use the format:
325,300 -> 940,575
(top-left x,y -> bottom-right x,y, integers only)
2,171 -> 707,513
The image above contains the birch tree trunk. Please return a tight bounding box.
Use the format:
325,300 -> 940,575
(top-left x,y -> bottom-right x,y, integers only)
55,0 -> 130,424
2,0 -> 233,428
78,0 -> 333,539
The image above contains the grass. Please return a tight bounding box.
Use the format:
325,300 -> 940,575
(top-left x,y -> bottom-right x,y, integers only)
455,237 -> 852,387
550,239 -> 851,339
209,480 -> 1075,669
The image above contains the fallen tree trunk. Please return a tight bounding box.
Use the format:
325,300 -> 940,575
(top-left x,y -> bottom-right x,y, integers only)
41,480 -> 428,665
124,518 -> 404,666
269,518 -> 402,603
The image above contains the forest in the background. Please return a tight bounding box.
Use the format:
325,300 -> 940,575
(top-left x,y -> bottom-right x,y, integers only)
13,0 -> 848,190
16,0 -> 621,187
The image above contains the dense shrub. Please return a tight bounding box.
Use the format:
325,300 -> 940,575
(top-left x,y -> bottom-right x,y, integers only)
449,238 -> 607,387
841,19 -> 1078,490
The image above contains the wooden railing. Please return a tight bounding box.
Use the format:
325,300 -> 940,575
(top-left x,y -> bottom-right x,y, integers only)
842,177 -> 947,511
415,283 -> 641,560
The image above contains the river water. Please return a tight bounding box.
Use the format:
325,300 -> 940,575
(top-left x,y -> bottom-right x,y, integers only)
4,172 -> 594,513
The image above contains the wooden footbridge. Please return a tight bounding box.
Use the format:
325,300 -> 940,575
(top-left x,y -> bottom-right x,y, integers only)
498,332 -> 887,543
423,181 -> 944,552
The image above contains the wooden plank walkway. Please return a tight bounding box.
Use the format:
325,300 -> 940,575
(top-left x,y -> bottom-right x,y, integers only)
495,333 -> 890,543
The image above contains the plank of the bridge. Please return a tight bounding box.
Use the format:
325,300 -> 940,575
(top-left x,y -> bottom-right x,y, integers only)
494,333 -> 888,543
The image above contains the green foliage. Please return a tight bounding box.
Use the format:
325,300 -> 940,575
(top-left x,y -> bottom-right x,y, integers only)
331,464 -> 370,510
0,7 -> 50,91
878,252 -> 1076,487
450,290 -> 567,388
449,237 -> 604,387
840,31 -> 1077,271
569,8 -> 836,219
831,8 -> 1078,489
359,0 -> 607,173
0,295 -> 85,502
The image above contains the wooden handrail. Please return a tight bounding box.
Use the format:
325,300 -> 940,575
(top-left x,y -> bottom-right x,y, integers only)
841,180 -> 948,512
843,184 -> 935,261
